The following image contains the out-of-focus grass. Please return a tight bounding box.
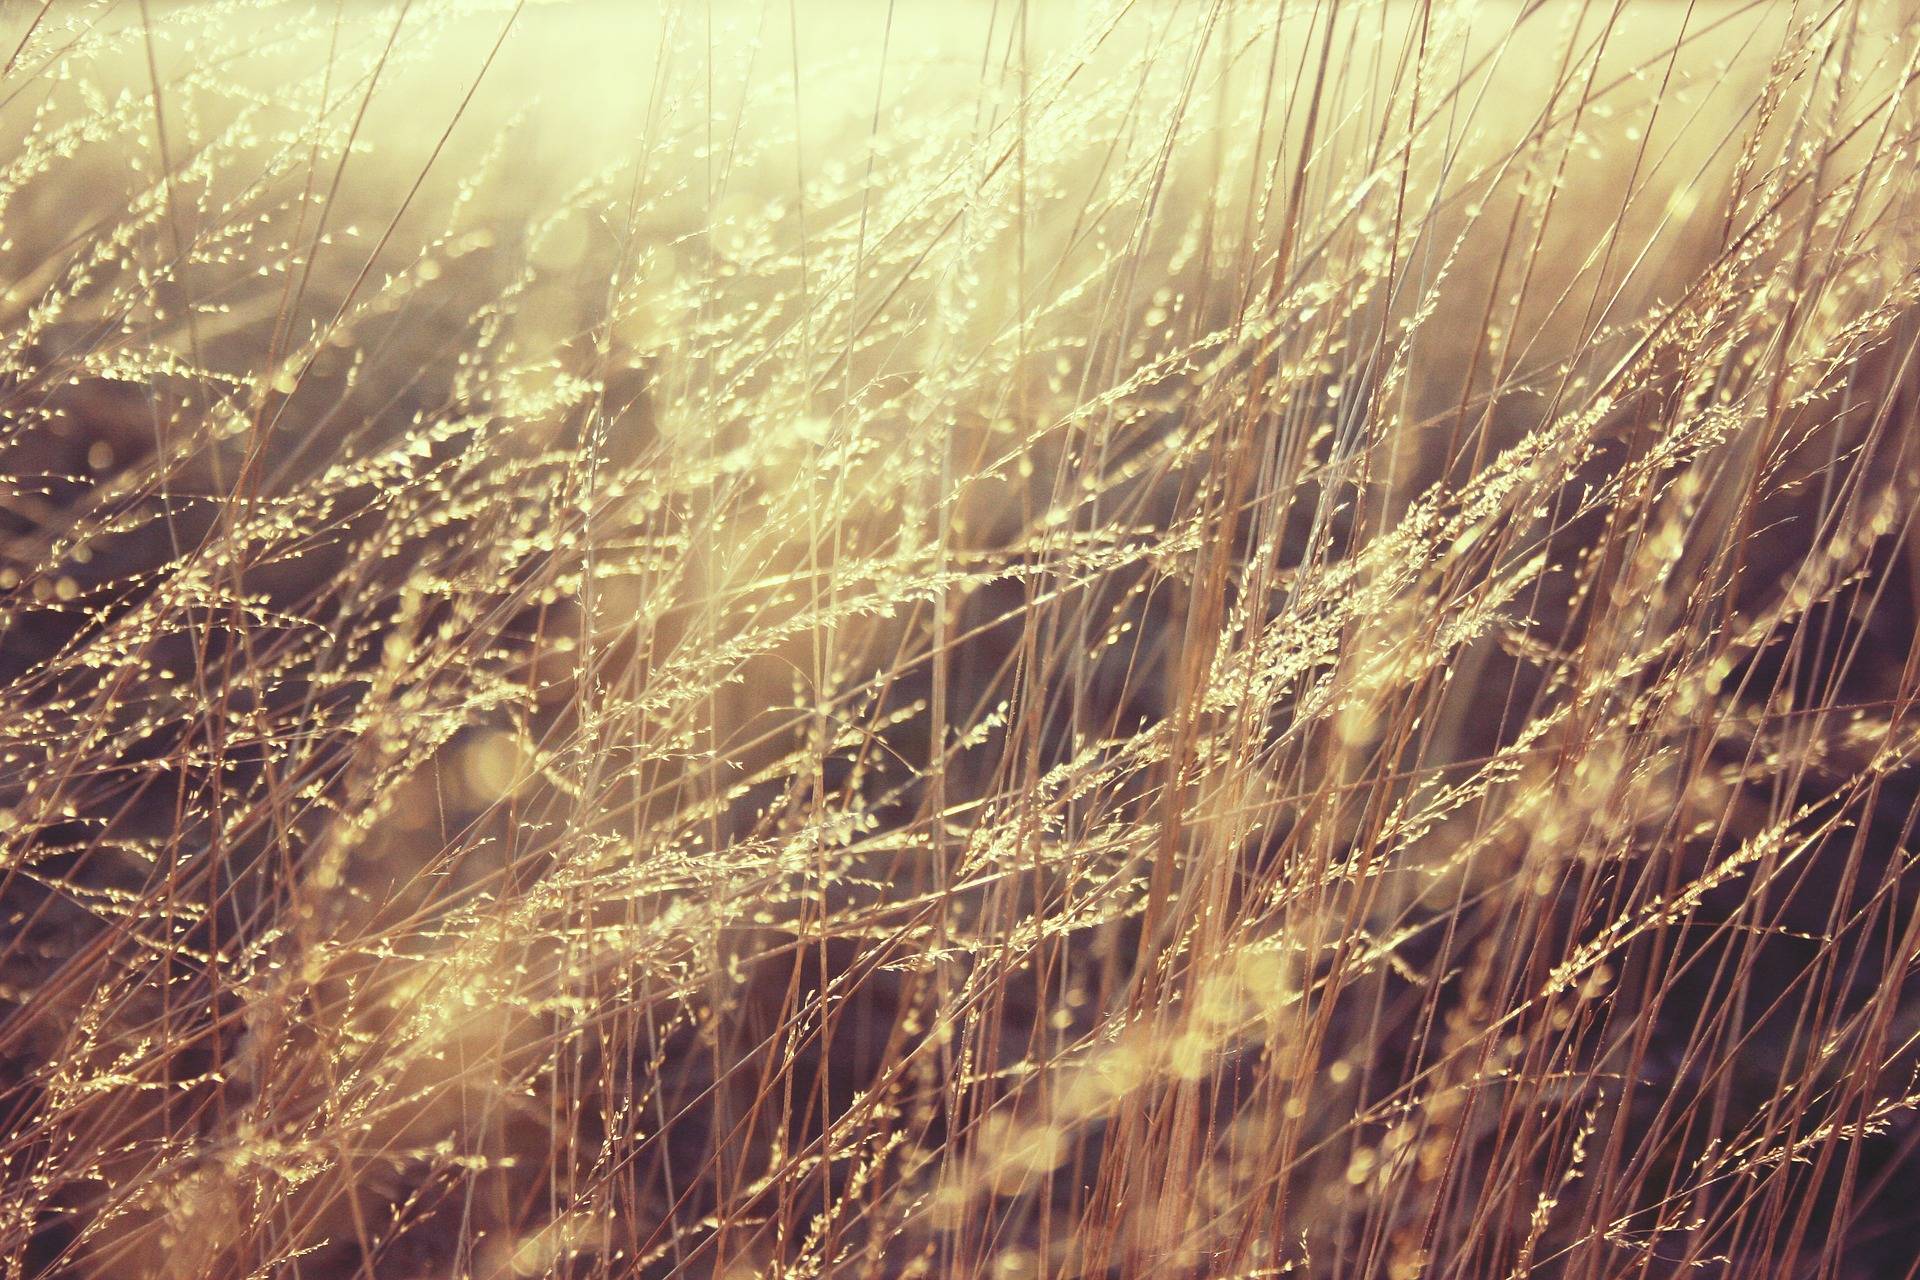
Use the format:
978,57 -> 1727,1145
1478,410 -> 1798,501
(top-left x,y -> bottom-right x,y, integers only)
4,2 -> 1920,1277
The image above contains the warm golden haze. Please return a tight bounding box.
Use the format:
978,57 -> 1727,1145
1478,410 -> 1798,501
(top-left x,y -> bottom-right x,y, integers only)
3,2 -> 1920,1277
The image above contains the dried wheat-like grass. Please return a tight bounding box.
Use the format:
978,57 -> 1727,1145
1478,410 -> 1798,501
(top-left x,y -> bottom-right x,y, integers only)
3,1 -> 1920,1277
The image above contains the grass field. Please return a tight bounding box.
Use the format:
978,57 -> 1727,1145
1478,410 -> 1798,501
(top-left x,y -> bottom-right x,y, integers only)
4,1 -> 1920,1276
